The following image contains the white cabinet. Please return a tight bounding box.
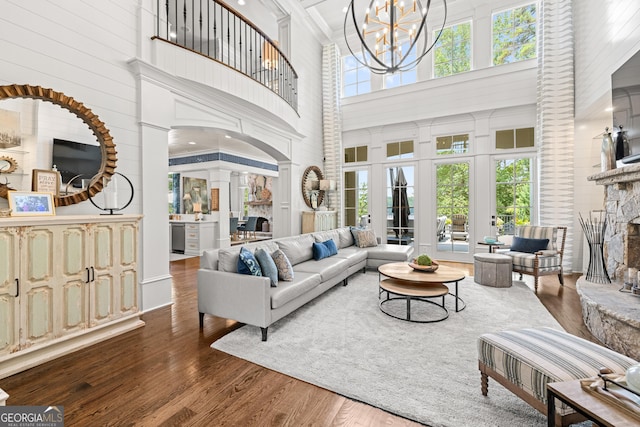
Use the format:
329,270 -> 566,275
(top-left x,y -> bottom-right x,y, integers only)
0,215 -> 143,379
301,211 -> 337,234
184,222 -> 216,256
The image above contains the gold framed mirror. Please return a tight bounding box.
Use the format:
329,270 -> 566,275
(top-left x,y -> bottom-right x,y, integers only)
301,165 -> 324,209
0,156 -> 18,174
0,84 -> 117,207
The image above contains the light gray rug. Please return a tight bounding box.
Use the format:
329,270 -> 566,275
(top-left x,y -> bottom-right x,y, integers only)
211,272 -> 563,427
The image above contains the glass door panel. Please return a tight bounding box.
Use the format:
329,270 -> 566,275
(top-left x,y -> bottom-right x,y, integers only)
344,169 -> 368,227
386,166 -> 414,245
436,162 -> 470,253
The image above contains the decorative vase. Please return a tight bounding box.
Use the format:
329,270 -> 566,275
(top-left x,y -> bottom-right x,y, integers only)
615,125 -> 629,161
601,127 -> 616,172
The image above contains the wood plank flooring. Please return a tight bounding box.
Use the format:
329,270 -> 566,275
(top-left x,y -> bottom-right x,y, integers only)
0,259 -> 593,426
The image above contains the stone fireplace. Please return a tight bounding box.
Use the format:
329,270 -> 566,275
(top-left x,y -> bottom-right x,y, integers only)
588,163 -> 640,279
579,163 -> 640,359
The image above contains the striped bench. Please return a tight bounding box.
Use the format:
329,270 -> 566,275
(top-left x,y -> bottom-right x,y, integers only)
478,328 -> 637,426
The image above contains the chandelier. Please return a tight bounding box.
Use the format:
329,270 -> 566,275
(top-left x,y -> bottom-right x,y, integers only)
344,0 -> 447,74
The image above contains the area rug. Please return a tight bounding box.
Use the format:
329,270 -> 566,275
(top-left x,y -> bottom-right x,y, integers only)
211,272 -> 563,427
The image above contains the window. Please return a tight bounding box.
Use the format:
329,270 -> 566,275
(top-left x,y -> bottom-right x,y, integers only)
343,53 -> 372,97
495,158 -> 532,235
344,145 -> 368,163
384,42 -> 418,89
434,21 -> 471,78
492,3 -> 537,65
436,134 -> 470,155
344,170 -> 368,227
386,141 -> 414,160
496,127 -> 534,149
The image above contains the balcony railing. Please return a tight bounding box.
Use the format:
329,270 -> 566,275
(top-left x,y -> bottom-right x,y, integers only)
155,0 -> 298,112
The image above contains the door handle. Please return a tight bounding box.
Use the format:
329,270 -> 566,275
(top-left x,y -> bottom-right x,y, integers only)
90,266 -> 95,282
86,267 -> 91,283
14,278 -> 19,297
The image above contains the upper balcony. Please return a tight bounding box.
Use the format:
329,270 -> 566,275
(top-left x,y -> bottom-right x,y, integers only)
153,0 -> 298,113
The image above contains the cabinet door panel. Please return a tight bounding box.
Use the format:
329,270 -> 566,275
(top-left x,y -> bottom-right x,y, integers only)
93,225 -> 113,270
26,229 -> 53,282
120,224 -> 137,266
120,270 -> 137,312
0,228 -> 19,355
91,274 -> 113,324
26,286 -> 53,342
63,280 -> 86,332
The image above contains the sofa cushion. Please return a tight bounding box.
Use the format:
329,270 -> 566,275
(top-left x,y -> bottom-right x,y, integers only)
366,244 -> 412,261
334,246 -> 369,266
510,236 -> 549,253
295,257 -> 352,282
504,251 -> 561,273
255,248 -> 278,287
271,272 -> 322,309
276,234 -> 315,266
238,247 -> 262,276
272,249 -> 294,281
218,241 -> 279,273
356,229 -> 378,248
313,242 -> 331,260
337,227 -> 355,248
313,229 -> 340,249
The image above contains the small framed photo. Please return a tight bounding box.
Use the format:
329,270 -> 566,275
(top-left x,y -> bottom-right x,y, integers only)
31,169 -> 60,196
8,191 -> 56,216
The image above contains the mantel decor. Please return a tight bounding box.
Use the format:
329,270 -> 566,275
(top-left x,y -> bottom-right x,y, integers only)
87,172 -> 134,215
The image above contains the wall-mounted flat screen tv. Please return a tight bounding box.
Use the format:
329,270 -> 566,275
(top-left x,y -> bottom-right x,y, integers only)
612,48 -> 640,160
52,138 -> 102,188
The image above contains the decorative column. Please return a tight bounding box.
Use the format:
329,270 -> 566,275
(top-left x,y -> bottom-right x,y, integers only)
536,0 -> 575,271
322,44 -> 343,224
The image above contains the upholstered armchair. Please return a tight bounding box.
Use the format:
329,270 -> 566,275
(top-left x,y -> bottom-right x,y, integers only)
501,225 -> 567,293
450,214 -> 469,241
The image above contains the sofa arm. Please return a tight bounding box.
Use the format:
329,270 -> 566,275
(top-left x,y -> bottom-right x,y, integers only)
197,269 -> 271,328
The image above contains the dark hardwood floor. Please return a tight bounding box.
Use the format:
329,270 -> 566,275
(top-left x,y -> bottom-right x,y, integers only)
0,258 -> 593,426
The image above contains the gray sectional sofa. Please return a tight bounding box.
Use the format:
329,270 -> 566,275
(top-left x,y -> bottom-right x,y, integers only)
198,227 -> 414,340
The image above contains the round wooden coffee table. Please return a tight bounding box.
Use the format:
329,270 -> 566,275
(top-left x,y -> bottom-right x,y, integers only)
378,262 -> 467,323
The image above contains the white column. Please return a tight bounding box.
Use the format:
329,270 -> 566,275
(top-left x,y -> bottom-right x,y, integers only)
273,161 -> 295,238
0,388 -> 8,405
209,169 -> 231,248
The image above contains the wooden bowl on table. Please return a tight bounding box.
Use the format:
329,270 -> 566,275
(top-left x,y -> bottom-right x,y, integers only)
408,259 -> 439,272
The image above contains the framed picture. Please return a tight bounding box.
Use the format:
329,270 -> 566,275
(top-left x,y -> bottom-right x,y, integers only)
8,191 -> 56,216
31,169 -> 60,196
210,188 -> 219,211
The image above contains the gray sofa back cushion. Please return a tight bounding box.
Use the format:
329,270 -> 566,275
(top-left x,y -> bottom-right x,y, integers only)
336,227 -> 354,248
201,249 -> 219,270
313,229 -> 340,249
276,234 -> 315,266
218,241 -> 280,272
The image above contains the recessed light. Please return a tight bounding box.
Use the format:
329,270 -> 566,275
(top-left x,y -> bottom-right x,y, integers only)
238,0 -> 245,5
224,135 -> 232,139
188,141 -> 196,145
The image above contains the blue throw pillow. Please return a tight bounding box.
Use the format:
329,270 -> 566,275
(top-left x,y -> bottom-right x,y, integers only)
255,248 -> 278,287
238,246 -> 262,276
323,239 -> 338,256
510,236 -> 549,253
313,241 -> 331,260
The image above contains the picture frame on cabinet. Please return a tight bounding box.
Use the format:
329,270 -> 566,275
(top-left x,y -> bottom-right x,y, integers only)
7,191 -> 56,216
31,169 -> 61,196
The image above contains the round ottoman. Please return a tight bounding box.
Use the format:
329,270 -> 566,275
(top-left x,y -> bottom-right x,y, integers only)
473,253 -> 513,287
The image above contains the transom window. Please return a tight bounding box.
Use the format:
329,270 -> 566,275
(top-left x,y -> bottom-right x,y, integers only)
434,21 -> 472,78
343,53 -> 372,97
436,134 -> 470,155
345,145 -> 368,163
386,141 -> 414,159
492,3 -> 537,65
496,128 -> 534,149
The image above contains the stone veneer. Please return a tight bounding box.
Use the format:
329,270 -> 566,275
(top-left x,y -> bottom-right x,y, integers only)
588,163 -> 640,279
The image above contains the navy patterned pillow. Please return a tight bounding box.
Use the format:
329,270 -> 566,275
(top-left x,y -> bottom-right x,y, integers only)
237,246 -> 262,276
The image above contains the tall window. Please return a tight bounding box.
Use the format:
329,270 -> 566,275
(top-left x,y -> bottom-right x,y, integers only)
343,53 -> 372,97
495,158 -> 532,235
492,3 -> 537,65
436,162 -> 470,253
386,166 -> 414,245
436,134 -> 470,155
386,141 -> 414,160
433,21 -> 471,78
344,170 -> 368,227
496,127 -> 534,149
385,42 -> 418,89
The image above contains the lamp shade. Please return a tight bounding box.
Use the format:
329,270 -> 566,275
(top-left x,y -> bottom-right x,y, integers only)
319,179 -> 336,191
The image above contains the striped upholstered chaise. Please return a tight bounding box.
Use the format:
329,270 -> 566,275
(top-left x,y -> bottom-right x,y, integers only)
500,225 -> 567,293
478,328 -> 638,427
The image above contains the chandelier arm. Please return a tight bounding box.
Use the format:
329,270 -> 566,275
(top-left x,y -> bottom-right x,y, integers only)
345,0 -> 390,72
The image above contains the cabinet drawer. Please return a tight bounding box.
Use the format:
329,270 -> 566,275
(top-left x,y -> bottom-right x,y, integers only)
186,241 -> 200,251
186,231 -> 199,240
186,224 -> 199,231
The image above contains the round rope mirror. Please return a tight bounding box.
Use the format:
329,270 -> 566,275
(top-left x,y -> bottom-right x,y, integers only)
301,165 -> 324,209
0,84 -> 117,207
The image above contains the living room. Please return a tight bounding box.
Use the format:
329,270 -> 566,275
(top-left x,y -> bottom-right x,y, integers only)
0,0 -> 639,425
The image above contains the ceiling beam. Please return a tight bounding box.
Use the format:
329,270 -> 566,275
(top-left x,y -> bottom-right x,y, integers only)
299,0 -> 330,9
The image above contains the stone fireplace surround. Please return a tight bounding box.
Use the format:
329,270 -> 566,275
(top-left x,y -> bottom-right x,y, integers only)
577,164 -> 640,359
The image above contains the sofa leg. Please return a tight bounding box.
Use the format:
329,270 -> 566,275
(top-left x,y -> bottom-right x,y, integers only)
199,312 -> 204,329
558,273 -> 564,286
362,267 -> 366,274
261,327 -> 268,341
519,273 -> 523,280
534,277 -> 539,293
343,277 -> 348,286
481,372 -> 489,396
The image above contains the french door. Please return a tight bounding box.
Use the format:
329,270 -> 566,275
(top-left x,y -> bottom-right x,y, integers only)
343,169 -> 369,227
435,160 -> 471,257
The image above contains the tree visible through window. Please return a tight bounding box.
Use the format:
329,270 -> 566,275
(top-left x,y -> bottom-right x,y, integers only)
492,4 -> 537,65
434,21 -> 471,78
495,158 -> 532,235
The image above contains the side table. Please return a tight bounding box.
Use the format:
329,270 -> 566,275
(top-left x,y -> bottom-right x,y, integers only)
547,380 -> 640,427
477,241 -> 507,253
